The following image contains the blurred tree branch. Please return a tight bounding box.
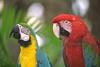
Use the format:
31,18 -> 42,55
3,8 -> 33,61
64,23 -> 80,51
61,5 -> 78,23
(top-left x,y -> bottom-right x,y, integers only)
4,0 -> 33,10
88,0 -> 100,39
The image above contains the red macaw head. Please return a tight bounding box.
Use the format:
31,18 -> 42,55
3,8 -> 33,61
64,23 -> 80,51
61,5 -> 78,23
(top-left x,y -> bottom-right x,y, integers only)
52,14 -> 88,40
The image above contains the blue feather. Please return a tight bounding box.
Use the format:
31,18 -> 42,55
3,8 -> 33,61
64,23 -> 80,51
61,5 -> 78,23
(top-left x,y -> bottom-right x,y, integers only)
36,39 -> 51,67
32,30 -> 51,67
83,44 -> 99,67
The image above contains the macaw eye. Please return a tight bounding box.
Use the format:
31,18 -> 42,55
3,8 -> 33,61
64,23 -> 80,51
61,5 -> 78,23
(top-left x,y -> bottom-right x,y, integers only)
60,20 -> 72,33
21,27 -> 30,35
63,20 -> 68,23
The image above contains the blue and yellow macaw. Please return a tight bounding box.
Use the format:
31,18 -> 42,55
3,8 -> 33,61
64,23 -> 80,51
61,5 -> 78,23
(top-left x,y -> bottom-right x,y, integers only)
10,23 -> 51,67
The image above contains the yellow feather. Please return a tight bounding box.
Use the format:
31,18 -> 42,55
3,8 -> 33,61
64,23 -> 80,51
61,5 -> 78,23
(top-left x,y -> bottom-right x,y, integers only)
19,35 -> 37,67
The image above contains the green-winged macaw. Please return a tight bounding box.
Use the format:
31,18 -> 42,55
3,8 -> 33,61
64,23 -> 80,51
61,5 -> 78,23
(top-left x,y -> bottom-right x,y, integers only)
10,23 -> 51,67
52,14 -> 100,67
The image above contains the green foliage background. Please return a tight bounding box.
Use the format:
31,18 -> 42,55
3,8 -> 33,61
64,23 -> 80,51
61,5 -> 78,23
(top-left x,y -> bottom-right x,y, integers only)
0,4 -> 26,67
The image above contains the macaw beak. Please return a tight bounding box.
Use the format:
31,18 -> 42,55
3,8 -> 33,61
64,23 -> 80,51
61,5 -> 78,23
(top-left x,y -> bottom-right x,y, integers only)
53,23 -> 60,38
53,21 -> 71,39
9,25 -> 20,39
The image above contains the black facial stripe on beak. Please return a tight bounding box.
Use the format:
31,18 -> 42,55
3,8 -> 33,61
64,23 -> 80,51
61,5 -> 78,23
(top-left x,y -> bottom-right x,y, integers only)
9,25 -> 20,39
60,26 -> 70,37
18,37 -> 31,47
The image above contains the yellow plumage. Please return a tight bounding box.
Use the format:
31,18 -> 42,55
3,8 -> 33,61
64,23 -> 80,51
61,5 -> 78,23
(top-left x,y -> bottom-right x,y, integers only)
19,35 -> 37,67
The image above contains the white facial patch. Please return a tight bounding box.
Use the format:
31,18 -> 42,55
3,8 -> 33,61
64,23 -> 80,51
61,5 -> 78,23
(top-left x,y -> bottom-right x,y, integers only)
17,24 -> 30,41
53,23 -> 60,38
20,32 -> 30,41
59,20 -> 72,33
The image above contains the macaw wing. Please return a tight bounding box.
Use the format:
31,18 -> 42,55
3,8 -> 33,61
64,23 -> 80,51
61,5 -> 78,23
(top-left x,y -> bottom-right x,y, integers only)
29,27 -> 51,67
83,42 -> 100,67
36,46 -> 52,67
83,32 -> 100,67
16,56 -> 21,67
17,64 -> 21,67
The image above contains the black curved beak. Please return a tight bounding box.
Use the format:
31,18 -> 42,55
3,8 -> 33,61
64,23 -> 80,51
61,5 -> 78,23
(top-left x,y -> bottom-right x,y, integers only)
9,25 -> 20,39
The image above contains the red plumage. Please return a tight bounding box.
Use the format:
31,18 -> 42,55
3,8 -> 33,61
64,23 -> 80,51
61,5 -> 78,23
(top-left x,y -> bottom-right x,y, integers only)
52,14 -> 100,67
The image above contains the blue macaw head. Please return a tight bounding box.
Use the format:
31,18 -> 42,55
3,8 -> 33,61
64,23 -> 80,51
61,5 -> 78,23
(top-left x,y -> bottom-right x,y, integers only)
10,24 -> 31,47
